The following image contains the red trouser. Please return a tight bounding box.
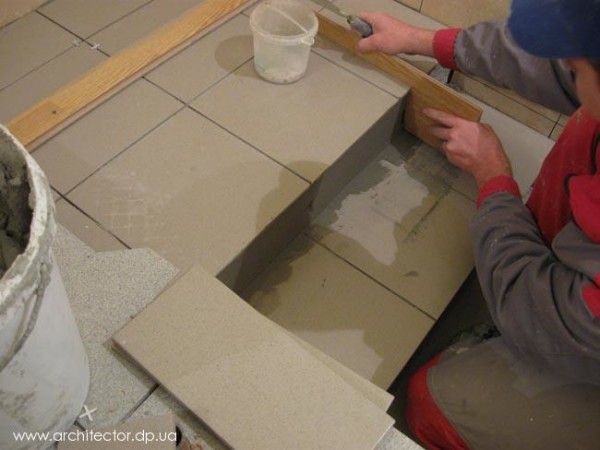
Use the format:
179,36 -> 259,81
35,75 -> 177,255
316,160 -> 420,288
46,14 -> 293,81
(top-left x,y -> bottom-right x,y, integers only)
405,354 -> 469,450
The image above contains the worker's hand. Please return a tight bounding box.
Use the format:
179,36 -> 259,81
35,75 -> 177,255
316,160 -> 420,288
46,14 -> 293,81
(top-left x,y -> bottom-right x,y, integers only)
356,12 -> 436,57
424,108 -> 513,188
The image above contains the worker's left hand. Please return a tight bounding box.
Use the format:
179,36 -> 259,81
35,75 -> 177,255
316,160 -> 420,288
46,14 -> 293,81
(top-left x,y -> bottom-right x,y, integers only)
423,108 -> 513,188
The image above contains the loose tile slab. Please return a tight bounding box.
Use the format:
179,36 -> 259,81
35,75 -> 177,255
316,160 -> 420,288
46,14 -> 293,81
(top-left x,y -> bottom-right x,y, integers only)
0,12 -> 76,90
308,144 -> 477,319
88,0 -> 203,55
53,225 -> 179,428
32,79 -> 182,193
550,123 -> 564,141
0,44 -> 106,123
421,0 -> 510,27
0,0 -> 45,28
114,264 -> 394,450
58,415 -> 176,449
244,235 -> 434,388
379,428 -> 424,450
193,55 -> 398,183
395,0 -> 423,11
68,107 -> 309,274
56,199 -> 127,252
146,14 -> 253,103
39,0 -> 151,39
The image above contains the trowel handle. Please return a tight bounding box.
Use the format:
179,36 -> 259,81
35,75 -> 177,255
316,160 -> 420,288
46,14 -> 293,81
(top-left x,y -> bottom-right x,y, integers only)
347,15 -> 373,38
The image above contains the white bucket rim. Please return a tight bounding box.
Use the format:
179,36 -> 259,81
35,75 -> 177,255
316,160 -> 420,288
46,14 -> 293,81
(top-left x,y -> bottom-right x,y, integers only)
250,0 -> 319,46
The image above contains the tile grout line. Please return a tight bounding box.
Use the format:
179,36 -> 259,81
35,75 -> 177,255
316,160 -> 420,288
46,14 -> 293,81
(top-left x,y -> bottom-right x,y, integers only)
56,195 -> 132,250
305,233 -> 437,321
118,384 -> 161,425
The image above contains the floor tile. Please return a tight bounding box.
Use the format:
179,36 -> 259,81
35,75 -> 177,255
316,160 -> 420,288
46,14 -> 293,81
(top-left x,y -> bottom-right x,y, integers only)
88,0 -> 203,55
58,415 -> 176,449
421,0 -> 510,27
56,199 -> 127,252
0,0 -> 45,28
114,264 -> 394,450
39,0 -> 151,39
0,12 -> 76,90
244,235 -> 434,388
146,14 -> 253,103
395,0 -> 422,10
0,44 -> 106,123
193,55 -> 397,183
67,107 -> 309,274
53,225 -> 178,429
451,73 -> 556,136
558,114 -> 570,126
308,144 -> 477,319
550,123 -> 564,141
32,79 -> 182,193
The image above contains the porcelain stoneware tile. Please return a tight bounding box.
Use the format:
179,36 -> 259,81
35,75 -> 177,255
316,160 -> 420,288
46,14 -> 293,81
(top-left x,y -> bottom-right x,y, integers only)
56,199 -> 127,252
52,226 -> 178,428
88,0 -> 203,55
39,0 -> 151,39
308,144 -> 477,319
146,14 -> 254,103
58,415 -> 176,449
421,0 -> 510,27
67,107 -> 309,274
0,12 -> 76,90
113,264 -> 394,450
550,123 -> 564,141
32,79 -> 182,193
0,44 -> 106,123
245,235 -> 434,388
193,55 -> 398,183
451,73 -> 556,136
395,0 -> 423,10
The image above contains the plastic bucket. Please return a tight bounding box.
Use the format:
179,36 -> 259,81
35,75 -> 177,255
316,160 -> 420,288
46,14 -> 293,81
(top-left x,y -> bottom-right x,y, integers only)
0,125 -> 89,450
250,0 -> 318,84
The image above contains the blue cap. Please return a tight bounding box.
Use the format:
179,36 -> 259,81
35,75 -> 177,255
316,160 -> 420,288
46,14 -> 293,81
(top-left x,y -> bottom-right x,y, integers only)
508,0 -> 600,60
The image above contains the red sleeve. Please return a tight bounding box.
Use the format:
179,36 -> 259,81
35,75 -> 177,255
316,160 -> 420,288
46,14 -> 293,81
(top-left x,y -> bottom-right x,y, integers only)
476,175 -> 521,208
432,28 -> 461,70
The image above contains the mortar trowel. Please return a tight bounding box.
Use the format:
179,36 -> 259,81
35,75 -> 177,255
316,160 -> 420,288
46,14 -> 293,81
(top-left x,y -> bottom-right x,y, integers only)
314,0 -> 373,37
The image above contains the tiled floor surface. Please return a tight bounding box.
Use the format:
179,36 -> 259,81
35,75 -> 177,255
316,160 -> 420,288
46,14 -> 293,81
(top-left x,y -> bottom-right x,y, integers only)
1,0 -> 554,447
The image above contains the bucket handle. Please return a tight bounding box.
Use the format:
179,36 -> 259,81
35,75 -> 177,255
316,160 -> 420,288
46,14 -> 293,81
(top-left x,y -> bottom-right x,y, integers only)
302,36 -> 315,46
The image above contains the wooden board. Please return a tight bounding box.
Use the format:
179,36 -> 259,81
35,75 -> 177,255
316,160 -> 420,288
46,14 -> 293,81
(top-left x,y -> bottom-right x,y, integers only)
6,0 -> 255,150
317,13 -> 483,150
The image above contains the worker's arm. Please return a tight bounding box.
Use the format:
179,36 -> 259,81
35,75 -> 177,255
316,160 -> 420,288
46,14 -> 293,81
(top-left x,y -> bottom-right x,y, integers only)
357,13 -> 579,115
471,189 -> 600,385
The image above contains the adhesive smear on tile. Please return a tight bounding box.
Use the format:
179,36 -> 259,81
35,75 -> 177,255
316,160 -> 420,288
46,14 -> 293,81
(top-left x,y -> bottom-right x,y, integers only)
330,160 -> 429,266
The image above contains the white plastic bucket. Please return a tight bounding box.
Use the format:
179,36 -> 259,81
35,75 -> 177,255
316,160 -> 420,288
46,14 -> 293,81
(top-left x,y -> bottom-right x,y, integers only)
250,0 -> 318,84
0,126 -> 89,450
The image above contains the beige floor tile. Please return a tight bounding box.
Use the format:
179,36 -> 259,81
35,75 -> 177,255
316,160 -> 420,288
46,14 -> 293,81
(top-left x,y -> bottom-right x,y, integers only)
451,73 -> 556,136
0,44 -> 106,123
395,0 -> 422,11
244,235 -> 434,388
0,12 -> 76,90
421,0 -> 510,27
558,114 -> 570,126
114,264 -> 394,450
88,0 -> 203,55
193,56 -> 397,183
308,145 -> 476,319
0,0 -> 45,28
67,107 -> 309,274
39,0 -> 151,39
56,199 -> 127,252
550,123 -> 564,141
146,14 -> 253,102
31,79 -> 182,193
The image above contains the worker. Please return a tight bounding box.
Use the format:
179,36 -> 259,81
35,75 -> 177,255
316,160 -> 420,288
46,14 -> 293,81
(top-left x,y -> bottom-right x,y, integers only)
357,0 -> 600,448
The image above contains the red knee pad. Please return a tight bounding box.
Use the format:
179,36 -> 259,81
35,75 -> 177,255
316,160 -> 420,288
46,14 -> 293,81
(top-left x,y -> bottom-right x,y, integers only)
406,354 -> 469,450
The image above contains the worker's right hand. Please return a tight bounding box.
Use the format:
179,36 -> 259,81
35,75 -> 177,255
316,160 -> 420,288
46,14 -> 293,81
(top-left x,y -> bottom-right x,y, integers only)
356,12 -> 436,57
